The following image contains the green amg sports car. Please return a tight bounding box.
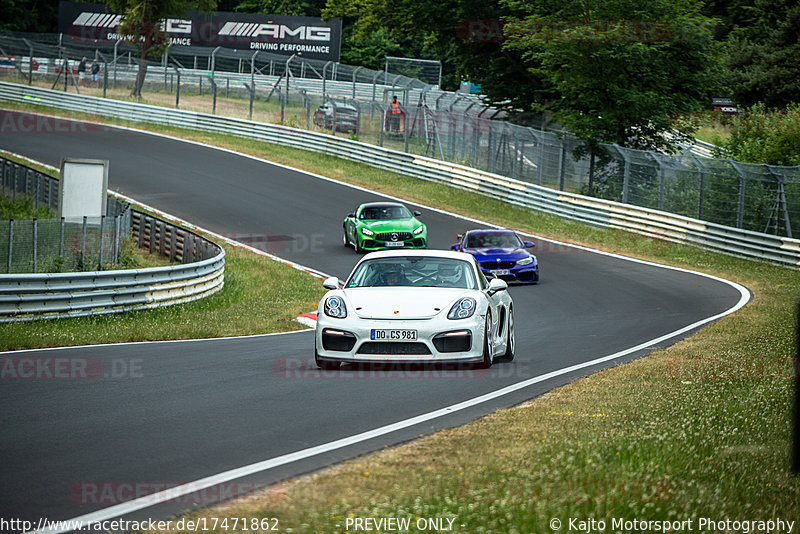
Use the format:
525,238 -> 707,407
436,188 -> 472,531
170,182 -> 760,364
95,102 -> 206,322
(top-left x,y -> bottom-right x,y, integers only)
343,202 -> 428,253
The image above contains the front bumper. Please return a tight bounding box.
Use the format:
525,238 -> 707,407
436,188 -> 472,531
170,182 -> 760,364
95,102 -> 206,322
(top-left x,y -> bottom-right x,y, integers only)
315,314 -> 485,364
359,237 -> 427,251
479,264 -> 538,283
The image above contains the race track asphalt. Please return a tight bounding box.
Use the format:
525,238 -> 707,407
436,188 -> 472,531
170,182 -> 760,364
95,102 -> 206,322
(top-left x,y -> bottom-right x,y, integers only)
0,110 -> 746,529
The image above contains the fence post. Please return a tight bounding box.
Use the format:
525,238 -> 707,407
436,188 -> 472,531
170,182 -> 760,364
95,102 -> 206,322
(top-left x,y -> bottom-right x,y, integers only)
766,166 -> 793,238
98,215 -> 105,270
113,214 -> 120,263
80,216 -> 87,268
59,217 -> 65,258
149,217 -> 156,254
728,158 -> 747,229
615,144 -> 630,203
33,218 -> 38,273
558,143 -> 567,192
7,220 -> 13,273
175,69 -> 181,108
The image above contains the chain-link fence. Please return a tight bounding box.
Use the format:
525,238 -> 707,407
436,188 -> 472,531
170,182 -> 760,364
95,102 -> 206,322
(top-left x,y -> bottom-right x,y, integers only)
1,31 -> 797,237
0,156 -> 132,273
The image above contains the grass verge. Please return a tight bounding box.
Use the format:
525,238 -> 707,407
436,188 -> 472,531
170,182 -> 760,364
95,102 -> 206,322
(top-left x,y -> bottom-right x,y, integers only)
1,102 -> 798,530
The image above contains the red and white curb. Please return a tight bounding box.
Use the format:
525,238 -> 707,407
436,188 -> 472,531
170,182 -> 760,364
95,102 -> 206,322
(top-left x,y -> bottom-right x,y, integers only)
295,312 -> 318,329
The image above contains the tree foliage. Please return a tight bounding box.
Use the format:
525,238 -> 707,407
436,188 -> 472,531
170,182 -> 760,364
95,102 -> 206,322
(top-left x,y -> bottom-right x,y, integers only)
723,0 -> 800,108
100,0 -> 217,96
322,0 -> 549,111
502,0 -> 721,150
721,103 -> 800,165
0,0 -> 58,33
233,0 -> 326,17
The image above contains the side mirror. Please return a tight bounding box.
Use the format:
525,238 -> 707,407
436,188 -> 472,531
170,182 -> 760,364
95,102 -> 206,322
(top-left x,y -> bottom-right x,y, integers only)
322,277 -> 340,290
523,241 -> 535,248
486,277 -> 508,295
413,210 -> 422,217
451,243 -> 461,251
347,212 -> 355,218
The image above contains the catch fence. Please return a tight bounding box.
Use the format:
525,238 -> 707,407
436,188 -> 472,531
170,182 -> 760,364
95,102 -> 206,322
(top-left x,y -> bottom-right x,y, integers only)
0,31 -> 797,237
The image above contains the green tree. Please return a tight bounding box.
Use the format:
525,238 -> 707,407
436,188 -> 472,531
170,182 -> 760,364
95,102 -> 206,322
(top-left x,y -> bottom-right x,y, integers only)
233,0 -> 326,17
721,103 -> 800,166
0,0 -> 58,33
502,0 -> 721,151
340,26 -> 401,71
724,0 -> 800,108
100,0 -> 217,97
323,0 -> 552,109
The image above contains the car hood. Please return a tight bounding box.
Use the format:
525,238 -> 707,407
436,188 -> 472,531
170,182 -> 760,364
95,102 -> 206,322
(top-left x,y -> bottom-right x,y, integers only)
359,219 -> 421,233
343,287 -> 464,319
466,248 -> 529,261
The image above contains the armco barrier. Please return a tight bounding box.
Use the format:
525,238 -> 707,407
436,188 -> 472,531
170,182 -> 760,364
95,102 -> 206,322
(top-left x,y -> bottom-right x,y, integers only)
0,209 -> 225,322
1,82 -> 798,268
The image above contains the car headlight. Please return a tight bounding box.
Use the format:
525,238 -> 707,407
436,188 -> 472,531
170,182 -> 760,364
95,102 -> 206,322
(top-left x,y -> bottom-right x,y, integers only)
517,256 -> 534,266
324,296 -> 347,318
361,228 -> 374,236
413,225 -> 425,235
448,297 -> 476,320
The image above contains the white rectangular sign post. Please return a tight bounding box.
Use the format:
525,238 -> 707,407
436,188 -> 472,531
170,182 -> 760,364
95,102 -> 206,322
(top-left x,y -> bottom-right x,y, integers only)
59,158 -> 108,224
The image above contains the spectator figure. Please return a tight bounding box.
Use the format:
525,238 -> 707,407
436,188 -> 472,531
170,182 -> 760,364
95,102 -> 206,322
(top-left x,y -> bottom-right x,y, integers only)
91,60 -> 100,88
390,95 -> 402,132
77,57 -> 87,87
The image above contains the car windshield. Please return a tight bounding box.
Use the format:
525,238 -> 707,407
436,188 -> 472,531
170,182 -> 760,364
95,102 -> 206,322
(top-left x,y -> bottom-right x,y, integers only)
346,257 -> 477,289
465,232 -> 522,249
359,205 -> 412,220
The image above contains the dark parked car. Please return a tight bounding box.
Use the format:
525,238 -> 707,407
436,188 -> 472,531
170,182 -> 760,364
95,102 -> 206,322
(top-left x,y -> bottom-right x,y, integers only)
313,102 -> 360,134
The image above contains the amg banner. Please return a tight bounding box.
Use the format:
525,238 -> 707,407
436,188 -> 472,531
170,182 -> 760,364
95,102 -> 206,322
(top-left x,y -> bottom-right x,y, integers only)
59,2 -> 342,62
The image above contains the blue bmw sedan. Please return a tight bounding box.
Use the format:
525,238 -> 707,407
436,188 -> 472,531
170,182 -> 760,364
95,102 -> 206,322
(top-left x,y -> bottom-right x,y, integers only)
451,229 -> 539,283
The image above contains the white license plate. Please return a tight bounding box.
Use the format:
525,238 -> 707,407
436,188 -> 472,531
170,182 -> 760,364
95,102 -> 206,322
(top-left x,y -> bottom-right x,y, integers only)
371,329 -> 418,341
491,269 -> 510,276
384,241 -> 405,247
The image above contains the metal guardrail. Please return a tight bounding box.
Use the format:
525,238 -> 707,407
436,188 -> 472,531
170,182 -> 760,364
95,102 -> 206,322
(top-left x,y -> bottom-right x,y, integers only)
1,82 -> 798,268
0,157 -> 226,320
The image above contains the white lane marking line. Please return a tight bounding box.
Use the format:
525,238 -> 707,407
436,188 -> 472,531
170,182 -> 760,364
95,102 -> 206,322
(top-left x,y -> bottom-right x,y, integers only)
0,329 -> 312,356
29,279 -> 749,534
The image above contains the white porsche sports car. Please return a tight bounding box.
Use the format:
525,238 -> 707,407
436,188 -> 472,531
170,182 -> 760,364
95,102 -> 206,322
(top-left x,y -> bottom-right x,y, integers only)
315,249 -> 515,369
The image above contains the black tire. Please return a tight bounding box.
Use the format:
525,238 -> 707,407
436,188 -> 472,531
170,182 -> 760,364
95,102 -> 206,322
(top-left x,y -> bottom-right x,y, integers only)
500,306 -> 515,362
315,341 -> 340,370
476,315 -> 493,369
354,237 -> 364,254
343,226 -> 350,248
